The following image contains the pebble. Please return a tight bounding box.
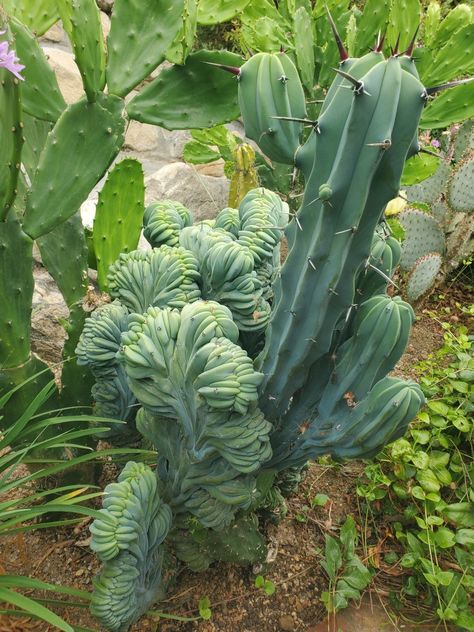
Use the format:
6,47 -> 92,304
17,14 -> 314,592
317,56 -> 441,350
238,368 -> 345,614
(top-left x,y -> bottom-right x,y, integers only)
279,614 -> 295,631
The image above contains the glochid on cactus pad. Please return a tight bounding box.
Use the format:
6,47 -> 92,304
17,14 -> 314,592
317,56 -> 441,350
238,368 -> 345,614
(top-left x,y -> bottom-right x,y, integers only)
448,157 -> 474,213
76,15 -> 474,631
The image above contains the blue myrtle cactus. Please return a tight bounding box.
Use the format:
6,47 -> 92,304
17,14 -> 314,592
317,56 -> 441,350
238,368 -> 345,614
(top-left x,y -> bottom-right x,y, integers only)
76,15 -> 474,631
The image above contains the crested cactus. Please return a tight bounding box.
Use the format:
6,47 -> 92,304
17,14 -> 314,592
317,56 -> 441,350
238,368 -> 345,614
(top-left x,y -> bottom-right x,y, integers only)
75,15 -> 474,622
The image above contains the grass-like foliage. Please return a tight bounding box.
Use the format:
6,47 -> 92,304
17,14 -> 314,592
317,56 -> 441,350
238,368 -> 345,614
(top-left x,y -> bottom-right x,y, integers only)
0,375 -> 154,631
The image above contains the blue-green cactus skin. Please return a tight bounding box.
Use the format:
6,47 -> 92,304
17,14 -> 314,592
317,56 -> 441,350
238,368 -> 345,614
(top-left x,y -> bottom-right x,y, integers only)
76,302 -> 137,437
257,59 -> 425,429
81,40 -> 438,632
90,462 -> 172,632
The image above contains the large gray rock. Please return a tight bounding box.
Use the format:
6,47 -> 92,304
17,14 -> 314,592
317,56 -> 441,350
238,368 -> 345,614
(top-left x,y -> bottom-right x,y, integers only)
124,120 -> 159,153
42,47 -> 84,104
145,162 -> 229,221
32,262 -> 68,365
41,21 -> 66,44
154,128 -> 192,162
100,11 -> 111,38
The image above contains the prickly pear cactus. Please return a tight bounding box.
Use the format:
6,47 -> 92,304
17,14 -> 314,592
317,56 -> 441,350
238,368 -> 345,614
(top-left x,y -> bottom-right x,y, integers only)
0,0 -> 249,418
404,161 -> 450,204
397,121 -> 474,299
399,210 -> 445,270
448,156 -> 474,213
406,253 -> 443,302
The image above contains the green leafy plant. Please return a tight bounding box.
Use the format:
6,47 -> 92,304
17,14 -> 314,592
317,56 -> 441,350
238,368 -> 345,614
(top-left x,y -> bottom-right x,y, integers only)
320,516 -> 373,614
198,596 -> 212,620
255,574 -> 276,596
356,320 -> 474,630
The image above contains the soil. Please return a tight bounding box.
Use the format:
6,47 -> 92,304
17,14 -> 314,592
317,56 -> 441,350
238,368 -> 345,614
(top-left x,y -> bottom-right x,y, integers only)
1,280 -> 472,632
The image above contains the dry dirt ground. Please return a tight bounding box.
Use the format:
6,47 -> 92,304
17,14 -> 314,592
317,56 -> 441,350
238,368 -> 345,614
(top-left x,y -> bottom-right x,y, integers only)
1,283 -> 472,632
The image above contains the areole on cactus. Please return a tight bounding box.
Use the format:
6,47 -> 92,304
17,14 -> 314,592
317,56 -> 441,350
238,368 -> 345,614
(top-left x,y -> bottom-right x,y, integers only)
72,15 -> 474,625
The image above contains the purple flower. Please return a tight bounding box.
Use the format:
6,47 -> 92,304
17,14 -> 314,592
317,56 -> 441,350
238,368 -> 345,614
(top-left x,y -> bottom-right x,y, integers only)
431,139 -> 440,148
0,30 -> 25,81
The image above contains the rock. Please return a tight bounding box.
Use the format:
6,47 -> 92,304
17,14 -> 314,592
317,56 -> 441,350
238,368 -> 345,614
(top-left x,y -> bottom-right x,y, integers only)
41,21 -> 65,44
279,614 -> 295,631
100,11 -> 111,38
124,120 -> 158,153
32,263 -> 68,365
80,199 -> 97,230
41,47 -> 84,104
155,128 -> 192,161
96,0 -> 114,12
194,159 -> 226,178
145,162 -> 229,221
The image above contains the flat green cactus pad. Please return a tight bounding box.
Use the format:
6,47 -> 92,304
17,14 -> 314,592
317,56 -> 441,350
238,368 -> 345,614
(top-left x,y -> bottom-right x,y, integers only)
406,253 -> 442,302
405,161 -> 450,205
453,119 -> 474,162
448,157 -> 474,213
399,209 -> 445,271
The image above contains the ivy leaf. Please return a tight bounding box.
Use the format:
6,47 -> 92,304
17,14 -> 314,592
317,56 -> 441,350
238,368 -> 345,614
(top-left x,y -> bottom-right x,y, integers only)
456,529 -> 474,547
254,575 -> 265,589
442,503 -> 474,528
311,493 -> 330,507
198,597 -> 212,620
434,527 -> 456,549
427,401 -> 449,416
